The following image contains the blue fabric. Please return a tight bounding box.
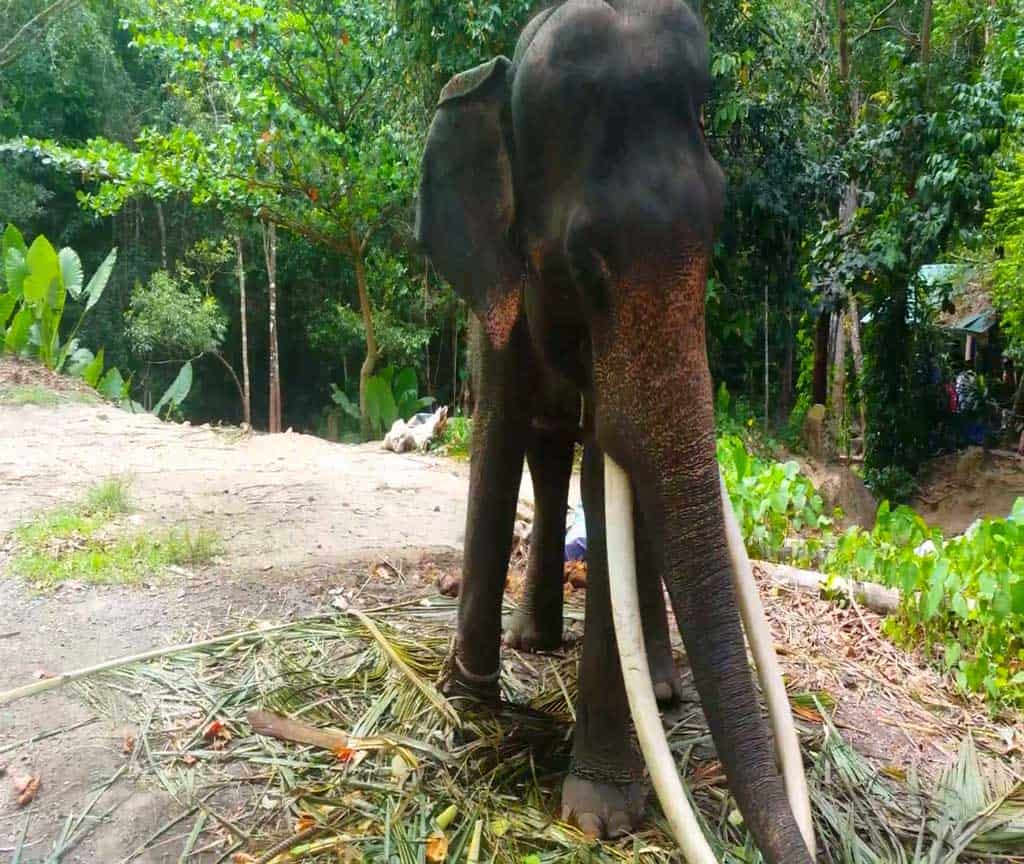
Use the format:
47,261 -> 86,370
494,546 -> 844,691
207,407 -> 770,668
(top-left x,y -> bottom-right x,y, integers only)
564,504 -> 587,561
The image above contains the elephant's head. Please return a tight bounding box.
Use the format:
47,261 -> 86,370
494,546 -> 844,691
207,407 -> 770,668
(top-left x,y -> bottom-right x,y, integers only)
417,2 -> 814,862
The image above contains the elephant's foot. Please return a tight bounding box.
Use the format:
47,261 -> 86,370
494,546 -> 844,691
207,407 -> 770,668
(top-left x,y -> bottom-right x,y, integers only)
441,651 -> 501,707
648,638 -> 683,709
560,772 -> 647,839
504,606 -> 563,652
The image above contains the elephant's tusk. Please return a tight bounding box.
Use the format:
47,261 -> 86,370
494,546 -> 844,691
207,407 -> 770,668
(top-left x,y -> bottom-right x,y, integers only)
720,472 -> 816,858
604,455 -> 718,864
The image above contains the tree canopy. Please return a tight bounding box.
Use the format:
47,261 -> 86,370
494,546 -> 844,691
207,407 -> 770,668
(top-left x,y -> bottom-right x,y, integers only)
2,0 -> 1022,491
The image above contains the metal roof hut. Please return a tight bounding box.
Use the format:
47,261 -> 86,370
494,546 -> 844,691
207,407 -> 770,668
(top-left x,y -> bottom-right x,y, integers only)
922,264 -> 1001,370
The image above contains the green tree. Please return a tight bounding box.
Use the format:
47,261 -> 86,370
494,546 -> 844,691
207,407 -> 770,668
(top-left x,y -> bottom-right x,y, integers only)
17,0 -> 422,435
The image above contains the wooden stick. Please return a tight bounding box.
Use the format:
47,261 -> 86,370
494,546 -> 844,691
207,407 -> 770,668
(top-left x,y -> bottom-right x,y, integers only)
246,710 -> 349,752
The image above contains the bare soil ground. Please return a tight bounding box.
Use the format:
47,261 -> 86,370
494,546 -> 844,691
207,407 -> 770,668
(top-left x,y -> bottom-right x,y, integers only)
913,448 -> 1024,535
0,358 -> 485,862
1,357 -> 1021,862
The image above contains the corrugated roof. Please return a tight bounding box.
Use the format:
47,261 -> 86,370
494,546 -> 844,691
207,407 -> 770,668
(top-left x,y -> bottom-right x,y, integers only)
950,310 -> 998,334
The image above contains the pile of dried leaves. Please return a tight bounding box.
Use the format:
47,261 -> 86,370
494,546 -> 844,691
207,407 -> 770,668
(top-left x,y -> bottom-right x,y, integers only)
5,585 -> 1024,864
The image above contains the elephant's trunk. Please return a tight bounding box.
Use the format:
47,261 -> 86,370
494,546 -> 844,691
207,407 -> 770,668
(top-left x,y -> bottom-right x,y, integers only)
594,244 -> 812,863
605,457 -> 814,864
623,449 -> 812,864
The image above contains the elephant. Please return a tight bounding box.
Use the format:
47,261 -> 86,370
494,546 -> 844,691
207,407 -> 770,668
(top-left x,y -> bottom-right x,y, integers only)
415,2 -> 815,862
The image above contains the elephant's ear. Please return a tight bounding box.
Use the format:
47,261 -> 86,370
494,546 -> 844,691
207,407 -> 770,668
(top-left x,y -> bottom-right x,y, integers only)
416,56 -> 523,350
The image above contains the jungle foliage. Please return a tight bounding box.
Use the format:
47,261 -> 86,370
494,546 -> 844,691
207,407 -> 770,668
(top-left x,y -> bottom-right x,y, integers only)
0,0 -> 1021,475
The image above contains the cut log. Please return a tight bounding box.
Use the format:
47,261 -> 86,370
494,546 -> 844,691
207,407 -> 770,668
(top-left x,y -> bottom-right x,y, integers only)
754,560 -> 900,616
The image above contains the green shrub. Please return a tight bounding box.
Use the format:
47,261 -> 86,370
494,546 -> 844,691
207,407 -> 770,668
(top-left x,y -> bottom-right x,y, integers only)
717,434 -> 834,564
435,415 -> 472,460
1,223 -> 127,399
1,224 -> 116,371
125,269 -> 226,359
826,499 -> 1024,708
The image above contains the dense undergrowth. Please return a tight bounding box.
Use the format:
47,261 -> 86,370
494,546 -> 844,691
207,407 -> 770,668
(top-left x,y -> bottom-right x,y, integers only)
433,413 -> 1023,708
719,431 -> 1024,711
827,501 -> 1024,710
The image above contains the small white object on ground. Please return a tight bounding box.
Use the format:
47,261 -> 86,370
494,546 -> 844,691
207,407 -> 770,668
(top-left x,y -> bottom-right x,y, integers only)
383,406 -> 449,453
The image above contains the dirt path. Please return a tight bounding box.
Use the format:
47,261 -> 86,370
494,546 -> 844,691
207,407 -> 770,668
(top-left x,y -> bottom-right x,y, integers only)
0,388 -> 578,862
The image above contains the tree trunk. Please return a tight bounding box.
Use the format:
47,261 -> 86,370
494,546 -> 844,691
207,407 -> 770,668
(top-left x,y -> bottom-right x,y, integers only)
156,202 -> 168,271
837,0 -> 849,83
452,308 -> 460,413
422,265 -> 433,397
847,292 -> 866,435
262,221 -> 282,434
830,310 -> 848,452
353,232 -> 378,440
813,311 -> 829,406
764,278 -> 770,434
920,0 -> 933,69
779,306 -> 794,424
236,235 -> 252,427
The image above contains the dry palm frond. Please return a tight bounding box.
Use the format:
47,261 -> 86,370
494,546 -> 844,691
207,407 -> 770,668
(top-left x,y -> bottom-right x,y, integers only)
31,602 -> 1017,864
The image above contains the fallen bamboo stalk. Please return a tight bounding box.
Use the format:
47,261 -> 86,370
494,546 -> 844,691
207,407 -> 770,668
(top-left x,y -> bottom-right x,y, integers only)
0,617 -> 332,707
754,560 -> 900,615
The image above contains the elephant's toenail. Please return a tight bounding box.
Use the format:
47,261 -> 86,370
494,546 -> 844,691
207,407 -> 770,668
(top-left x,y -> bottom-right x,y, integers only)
576,813 -> 602,838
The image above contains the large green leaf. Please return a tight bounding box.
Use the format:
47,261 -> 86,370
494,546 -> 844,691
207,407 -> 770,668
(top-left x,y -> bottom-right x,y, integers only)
330,384 -> 361,420
98,366 -> 127,401
3,225 -> 28,299
2,224 -> 26,261
4,305 -> 33,353
65,345 -> 94,377
0,292 -> 15,331
83,247 -> 117,312
82,348 -> 105,388
3,247 -> 28,300
59,248 -> 84,300
22,234 -> 62,308
38,302 -> 66,368
152,361 -> 193,417
365,374 -> 397,436
393,367 -> 418,401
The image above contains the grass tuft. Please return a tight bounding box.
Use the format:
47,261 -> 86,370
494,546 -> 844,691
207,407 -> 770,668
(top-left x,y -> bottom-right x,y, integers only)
0,385 -> 66,407
84,475 -> 132,514
0,384 -> 99,406
10,477 -> 220,587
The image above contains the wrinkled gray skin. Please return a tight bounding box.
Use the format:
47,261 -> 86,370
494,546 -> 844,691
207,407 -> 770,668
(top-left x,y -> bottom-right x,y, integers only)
415,2 -> 812,861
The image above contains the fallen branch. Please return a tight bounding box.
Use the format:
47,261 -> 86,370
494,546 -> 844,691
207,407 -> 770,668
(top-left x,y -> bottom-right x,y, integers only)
755,560 -> 900,615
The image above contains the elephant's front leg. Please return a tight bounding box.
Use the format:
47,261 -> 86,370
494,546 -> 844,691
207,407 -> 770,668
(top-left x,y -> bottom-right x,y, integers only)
505,428 -> 575,652
635,504 -> 685,708
562,442 -> 647,838
448,322 -> 531,702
